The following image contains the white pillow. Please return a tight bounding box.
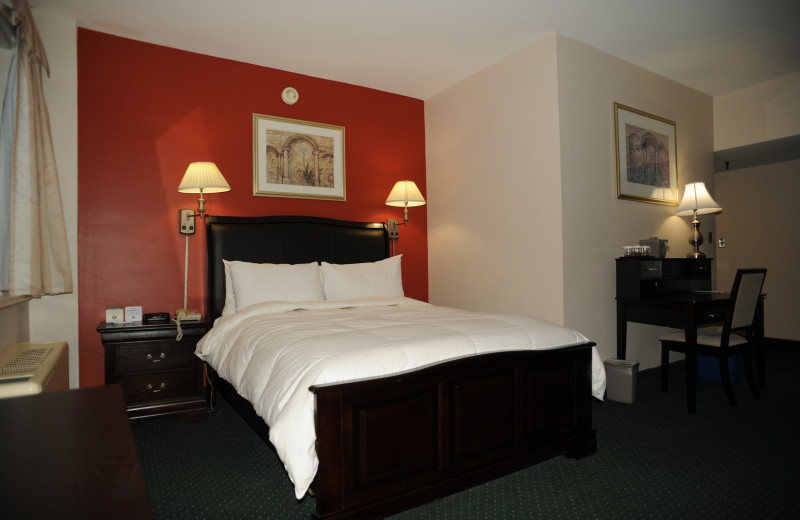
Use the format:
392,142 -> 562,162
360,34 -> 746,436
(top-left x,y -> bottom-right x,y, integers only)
226,260 -> 324,312
321,255 -> 404,301
221,259 -> 236,316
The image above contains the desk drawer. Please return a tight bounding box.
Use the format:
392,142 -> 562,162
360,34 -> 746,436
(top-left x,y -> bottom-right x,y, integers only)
698,307 -> 727,323
690,260 -> 712,277
640,261 -> 662,279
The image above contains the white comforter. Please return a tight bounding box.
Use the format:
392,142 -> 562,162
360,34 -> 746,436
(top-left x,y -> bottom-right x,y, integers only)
196,297 -> 606,499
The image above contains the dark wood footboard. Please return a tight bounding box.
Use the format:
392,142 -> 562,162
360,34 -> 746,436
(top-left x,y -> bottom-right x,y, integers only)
310,342 -> 597,519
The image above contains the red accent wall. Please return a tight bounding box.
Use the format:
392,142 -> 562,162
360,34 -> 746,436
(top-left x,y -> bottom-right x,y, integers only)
77,30 -> 428,387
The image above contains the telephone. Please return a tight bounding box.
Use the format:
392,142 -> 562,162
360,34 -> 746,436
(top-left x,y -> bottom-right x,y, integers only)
175,308 -> 202,321
174,308 -> 201,342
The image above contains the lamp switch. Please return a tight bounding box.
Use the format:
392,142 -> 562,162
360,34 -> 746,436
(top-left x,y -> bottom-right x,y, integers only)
179,209 -> 196,235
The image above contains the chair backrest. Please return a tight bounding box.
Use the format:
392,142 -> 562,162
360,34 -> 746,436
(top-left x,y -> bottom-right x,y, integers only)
729,268 -> 767,330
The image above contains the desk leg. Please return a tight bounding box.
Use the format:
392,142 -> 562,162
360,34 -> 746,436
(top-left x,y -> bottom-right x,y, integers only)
685,351 -> 698,415
755,296 -> 766,389
616,300 -> 627,360
685,308 -> 698,415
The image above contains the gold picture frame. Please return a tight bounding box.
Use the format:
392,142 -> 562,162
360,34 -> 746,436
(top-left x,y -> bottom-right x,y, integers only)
614,103 -> 678,205
253,114 -> 345,200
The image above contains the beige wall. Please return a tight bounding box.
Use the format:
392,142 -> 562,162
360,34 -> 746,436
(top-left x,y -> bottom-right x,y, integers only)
426,33 -> 715,369
0,299 -> 29,354
715,161 -> 800,341
426,33 -> 566,323
713,72 -> 800,342
714,71 -> 800,150
556,35 -> 715,368
0,11 -> 79,385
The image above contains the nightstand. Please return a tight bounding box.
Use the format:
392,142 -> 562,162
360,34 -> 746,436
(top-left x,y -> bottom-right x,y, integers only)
97,320 -> 208,421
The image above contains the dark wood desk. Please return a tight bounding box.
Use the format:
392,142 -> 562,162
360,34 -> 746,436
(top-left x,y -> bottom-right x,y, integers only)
0,385 -> 152,520
615,258 -> 766,406
617,291 -> 731,359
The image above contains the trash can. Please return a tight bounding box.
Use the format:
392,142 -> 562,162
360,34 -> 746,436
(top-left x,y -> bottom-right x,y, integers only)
604,359 -> 639,403
698,354 -> 742,383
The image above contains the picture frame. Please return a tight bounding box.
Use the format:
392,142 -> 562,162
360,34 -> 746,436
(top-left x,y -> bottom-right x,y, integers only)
253,114 -> 345,200
613,103 -> 678,205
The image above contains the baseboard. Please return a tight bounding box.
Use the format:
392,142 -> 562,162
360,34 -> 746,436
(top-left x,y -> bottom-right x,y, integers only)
763,337 -> 800,350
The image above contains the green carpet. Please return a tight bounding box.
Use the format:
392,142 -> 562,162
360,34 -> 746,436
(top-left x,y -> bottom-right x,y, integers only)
132,348 -> 800,519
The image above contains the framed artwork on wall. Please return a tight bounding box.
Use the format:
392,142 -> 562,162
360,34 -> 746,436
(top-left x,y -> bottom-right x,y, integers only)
253,114 -> 345,200
613,103 -> 678,205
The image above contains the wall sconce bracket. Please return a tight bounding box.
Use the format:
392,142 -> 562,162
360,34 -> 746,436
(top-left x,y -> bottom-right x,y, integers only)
178,209 -> 196,235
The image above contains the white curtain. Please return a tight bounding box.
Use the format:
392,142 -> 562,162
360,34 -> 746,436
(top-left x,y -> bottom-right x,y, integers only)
0,0 -> 72,296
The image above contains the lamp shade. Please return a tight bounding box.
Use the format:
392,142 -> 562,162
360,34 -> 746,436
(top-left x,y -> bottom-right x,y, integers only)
178,162 -> 231,193
385,180 -> 426,207
674,182 -> 721,216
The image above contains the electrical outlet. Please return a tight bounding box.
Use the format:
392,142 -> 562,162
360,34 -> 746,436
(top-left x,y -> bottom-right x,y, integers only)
387,218 -> 400,239
718,238 -> 726,248
179,209 -> 196,235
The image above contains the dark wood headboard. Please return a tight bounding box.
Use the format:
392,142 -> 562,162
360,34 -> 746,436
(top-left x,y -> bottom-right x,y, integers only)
205,215 -> 389,321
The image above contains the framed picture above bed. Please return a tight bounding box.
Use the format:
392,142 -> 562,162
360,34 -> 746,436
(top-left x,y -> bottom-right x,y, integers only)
613,103 -> 678,205
252,114 -> 345,200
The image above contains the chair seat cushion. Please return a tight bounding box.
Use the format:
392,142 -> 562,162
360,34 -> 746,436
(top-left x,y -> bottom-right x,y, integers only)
660,330 -> 747,347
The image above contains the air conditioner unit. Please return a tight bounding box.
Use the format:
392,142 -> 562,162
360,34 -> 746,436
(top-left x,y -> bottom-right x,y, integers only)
0,341 -> 69,399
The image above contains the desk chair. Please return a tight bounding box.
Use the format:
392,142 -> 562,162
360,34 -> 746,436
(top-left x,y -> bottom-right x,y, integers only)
659,268 -> 766,413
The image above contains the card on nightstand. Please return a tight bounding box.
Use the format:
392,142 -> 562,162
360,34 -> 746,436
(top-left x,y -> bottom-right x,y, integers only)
125,306 -> 143,323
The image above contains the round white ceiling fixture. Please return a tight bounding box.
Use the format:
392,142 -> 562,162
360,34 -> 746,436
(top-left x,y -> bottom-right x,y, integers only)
281,87 -> 299,105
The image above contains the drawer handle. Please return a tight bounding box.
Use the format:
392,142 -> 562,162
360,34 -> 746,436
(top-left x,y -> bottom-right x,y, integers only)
146,352 -> 166,363
146,382 -> 167,393
643,268 -> 658,272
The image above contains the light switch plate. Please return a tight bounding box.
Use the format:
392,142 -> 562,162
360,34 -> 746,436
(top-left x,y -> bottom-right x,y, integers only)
387,218 -> 400,239
179,209 -> 196,235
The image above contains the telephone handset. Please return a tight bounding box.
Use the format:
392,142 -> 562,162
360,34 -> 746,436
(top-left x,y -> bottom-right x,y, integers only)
174,309 -> 202,341
175,308 -> 202,321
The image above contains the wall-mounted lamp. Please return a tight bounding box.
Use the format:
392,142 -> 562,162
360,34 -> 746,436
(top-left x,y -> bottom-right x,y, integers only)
674,181 -> 721,259
178,161 -> 231,218
385,180 -> 426,242
176,161 -> 231,317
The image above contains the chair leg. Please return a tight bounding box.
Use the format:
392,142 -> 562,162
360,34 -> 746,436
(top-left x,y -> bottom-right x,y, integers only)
660,342 -> 670,392
743,348 -> 761,399
685,352 -> 698,414
719,356 -> 737,407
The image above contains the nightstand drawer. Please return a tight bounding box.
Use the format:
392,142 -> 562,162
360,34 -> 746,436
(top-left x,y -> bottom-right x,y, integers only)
118,371 -> 199,405
115,341 -> 198,373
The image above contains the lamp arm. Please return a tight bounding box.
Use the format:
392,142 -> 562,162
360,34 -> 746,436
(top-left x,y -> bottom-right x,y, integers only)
196,188 -> 207,217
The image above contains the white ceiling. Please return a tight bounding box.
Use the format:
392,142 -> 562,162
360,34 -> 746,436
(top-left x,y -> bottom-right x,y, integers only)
29,0 -> 800,100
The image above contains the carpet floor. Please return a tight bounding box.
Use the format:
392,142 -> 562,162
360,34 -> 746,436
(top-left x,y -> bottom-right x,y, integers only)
132,347 -> 800,519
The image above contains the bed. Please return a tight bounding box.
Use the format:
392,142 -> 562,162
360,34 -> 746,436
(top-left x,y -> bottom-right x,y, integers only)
199,215 -> 604,520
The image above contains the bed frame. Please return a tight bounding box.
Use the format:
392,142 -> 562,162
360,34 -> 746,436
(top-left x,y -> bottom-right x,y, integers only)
205,215 -> 597,520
